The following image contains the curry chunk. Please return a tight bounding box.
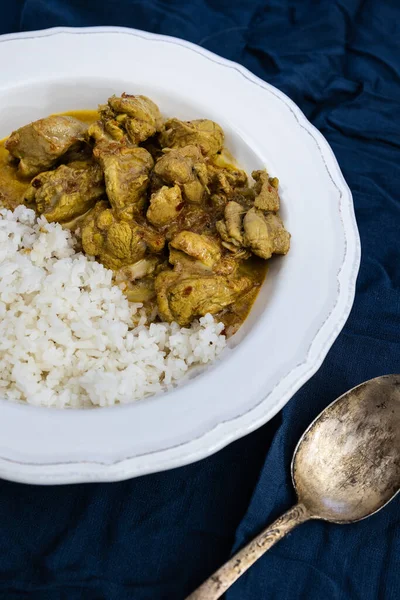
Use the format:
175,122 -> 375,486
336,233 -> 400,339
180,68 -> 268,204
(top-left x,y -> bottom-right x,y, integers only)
5,115 -> 88,177
160,118 -> 224,156
168,248 -> 211,274
154,146 -> 201,184
155,271 -> 253,326
168,276 -> 252,326
94,145 -> 153,213
252,169 -> 280,212
153,145 -> 208,204
224,201 -> 245,244
263,213 -> 291,255
216,201 -> 246,250
170,231 -> 221,268
207,154 -> 248,198
25,162 -> 104,223
146,185 -> 183,227
243,208 -> 290,259
169,246 -> 242,278
81,201 -> 164,270
216,197 -> 290,259
100,93 -> 163,144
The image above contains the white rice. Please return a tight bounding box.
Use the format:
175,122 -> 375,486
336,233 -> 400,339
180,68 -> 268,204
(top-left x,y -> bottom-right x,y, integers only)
0,206 -> 226,408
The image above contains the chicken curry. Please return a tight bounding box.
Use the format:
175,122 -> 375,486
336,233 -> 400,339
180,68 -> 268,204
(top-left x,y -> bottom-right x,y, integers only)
0,94 -> 290,334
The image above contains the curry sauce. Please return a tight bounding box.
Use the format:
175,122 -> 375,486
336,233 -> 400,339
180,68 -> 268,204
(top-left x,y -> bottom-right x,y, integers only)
0,143 -> 30,210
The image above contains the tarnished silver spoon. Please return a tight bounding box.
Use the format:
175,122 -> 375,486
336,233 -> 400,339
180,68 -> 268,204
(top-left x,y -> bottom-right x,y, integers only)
187,374 -> 400,600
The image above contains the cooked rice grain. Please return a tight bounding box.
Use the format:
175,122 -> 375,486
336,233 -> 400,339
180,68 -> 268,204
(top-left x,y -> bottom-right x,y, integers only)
0,206 -> 226,408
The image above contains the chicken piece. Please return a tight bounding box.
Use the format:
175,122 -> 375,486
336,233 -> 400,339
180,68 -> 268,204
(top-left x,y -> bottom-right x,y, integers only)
206,153 -> 254,212
215,223 -> 252,260
225,201 -> 245,244
169,248 -> 211,274
153,145 -> 208,204
182,177 -> 206,204
170,231 -> 221,268
264,213 -> 291,254
155,271 -> 253,326
154,270 -> 182,322
94,145 -> 153,213
160,118 -> 224,156
24,163 -> 104,223
5,116 -> 88,177
100,94 -> 163,144
207,161 -> 248,196
81,201 -> 164,270
242,208 -> 271,259
153,146 -> 200,184
87,122 -> 132,166
210,170 -> 255,209
108,94 -> 163,129
168,275 -> 253,326
252,169 -> 280,212
146,185 -> 184,227
169,243 -> 241,277
216,220 -> 238,251
102,115 -> 127,142
217,197 -> 290,259
216,200 -> 246,250
243,208 -> 290,259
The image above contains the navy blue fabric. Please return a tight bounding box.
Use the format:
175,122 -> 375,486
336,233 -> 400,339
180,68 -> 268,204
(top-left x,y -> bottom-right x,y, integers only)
0,1 -> 399,599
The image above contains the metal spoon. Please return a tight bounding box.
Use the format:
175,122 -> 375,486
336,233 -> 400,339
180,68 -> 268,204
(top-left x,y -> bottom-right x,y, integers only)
187,374 -> 400,600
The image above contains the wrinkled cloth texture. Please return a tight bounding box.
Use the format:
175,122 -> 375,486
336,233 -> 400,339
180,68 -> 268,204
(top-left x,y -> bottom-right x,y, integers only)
0,1 -> 399,599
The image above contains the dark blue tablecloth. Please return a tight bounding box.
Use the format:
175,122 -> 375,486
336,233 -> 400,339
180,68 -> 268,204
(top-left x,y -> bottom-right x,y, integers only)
0,1 -> 399,599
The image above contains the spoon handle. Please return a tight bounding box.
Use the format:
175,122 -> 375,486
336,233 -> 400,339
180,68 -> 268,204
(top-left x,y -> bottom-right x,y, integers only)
186,503 -> 310,600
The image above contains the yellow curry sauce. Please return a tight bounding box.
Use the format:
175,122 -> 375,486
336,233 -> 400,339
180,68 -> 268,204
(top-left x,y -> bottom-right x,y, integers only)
0,144 -> 30,210
0,108 -> 274,335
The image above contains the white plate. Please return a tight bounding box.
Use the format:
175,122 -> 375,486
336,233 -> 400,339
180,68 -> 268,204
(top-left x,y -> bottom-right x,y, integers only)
0,27 -> 360,484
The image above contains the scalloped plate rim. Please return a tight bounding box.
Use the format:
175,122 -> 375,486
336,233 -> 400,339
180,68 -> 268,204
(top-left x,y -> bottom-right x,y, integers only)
0,26 -> 360,484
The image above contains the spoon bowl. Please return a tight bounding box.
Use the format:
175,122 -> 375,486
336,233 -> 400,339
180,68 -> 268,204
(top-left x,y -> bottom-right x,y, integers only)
188,375 -> 400,600
292,374 -> 400,523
